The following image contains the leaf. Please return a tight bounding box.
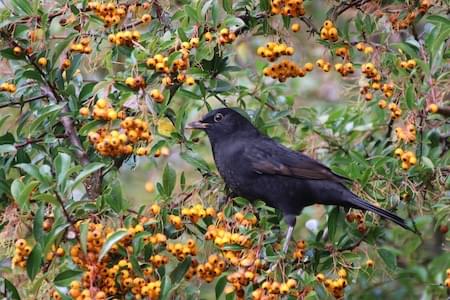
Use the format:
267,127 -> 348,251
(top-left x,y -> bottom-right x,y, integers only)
222,0 -> 232,13
157,118 -> 176,137
54,270 -> 83,286
159,275 -> 172,300
0,144 -> 16,154
15,181 -> 39,210
185,5 -> 200,23
328,207 -> 339,242
378,248 -> 397,270
1,278 -> 21,300
405,84 -> 415,110
43,224 -> 69,255
162,164 -> 176,197
80,221 -> 88,255
33,205 -> 44,246
215,274 -> 228,299
170,257 -> 192,284
52,33 -> 77,64
11,0 -> 33,15
16,164 -> 47,184
55,153 -> 72,185
79,82 -> 97,101
69,162 -> 104,192
98,229 -> 128,261
180,152 -> 210,173
27,244 -> 42,281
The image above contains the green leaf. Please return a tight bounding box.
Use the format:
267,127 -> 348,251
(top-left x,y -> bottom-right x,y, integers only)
68,162 -> 104,192
16,164 -> 47,184
0,144 -> 16,154
14,180 -> 39,210
43,224 -> 69,255
11,0 -> 33,15
170,257 -> 192,284
79,82 -> 97,101
80,221 -> 88,255
222,0 -> 232,14
33,205 -> 44,246
378,248 -> 397,270
52,33 -> 77,63
1,278 -> 21,300
98,229 -> 128,261
185,5 -> 200,23
180,152 -> 210,173
215,274 -> 227,299
27,244 -> 42,281
162,164 -> 176,197
160,275 -> 172,300
54,270 -> 83,286
55,153 -> 72,188
328,207 -> 339,242
405,84 -> 415,110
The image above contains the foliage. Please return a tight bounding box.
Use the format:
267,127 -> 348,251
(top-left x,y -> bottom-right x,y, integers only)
0,0 -> 449,299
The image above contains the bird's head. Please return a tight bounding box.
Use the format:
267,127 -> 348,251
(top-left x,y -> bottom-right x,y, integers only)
187,108 -> 257,141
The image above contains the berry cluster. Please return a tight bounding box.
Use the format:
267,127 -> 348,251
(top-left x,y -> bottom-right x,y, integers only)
87,2 -> 127,27
316,59 -> 331,72
108,31 -> 141,47
81,98 -> 120,121
293,239 -> 307,260
252,278 -> 298,298
181,204 -> 216,223
346,211 -> 367,233
394,148 -> 417,170
334,62 -> 355,77
191,254 -> 227,283
205,224 -> 252,248
399,59 -> 417,70
316,268 -> 348,299
356,42 -> 374,55
69,37 -> 92,54
125,75 -> 146,89
87,114 -> 152,157
320,20 -> 339,42
270,0 -> 305,17
387,102 -> 402,120
166,239 -> 197,261
12,239 -> 31,268
256,42 -> 295,62
395,123 -> 416,143
389,0 -> 431,30
218,28 -> 237,45
45,244 -> 65,262
0,82 -> 16,93
444,268 -> 450,288
263,60 -> 310,81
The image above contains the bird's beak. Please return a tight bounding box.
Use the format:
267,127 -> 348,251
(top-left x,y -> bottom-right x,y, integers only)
186,120 -> 208,129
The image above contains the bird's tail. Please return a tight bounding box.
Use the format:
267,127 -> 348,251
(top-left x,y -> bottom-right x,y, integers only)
346,193 -> 418,234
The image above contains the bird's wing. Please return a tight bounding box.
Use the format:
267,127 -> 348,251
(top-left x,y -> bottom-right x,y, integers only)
244,138 -> 350,183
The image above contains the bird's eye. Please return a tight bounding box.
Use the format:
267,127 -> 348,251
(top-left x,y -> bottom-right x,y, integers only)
214,113 -> 223,122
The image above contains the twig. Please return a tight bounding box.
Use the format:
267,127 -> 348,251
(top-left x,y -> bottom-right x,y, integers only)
14,134 -> 67,149
0,94 -> 49,109
299,16 -> 319,35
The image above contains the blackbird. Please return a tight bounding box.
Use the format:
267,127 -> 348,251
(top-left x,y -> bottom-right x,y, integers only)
187,108 -> 416,252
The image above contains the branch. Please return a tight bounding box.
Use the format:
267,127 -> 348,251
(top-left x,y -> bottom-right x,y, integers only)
330,0 -> 371,21
0,94 -> 49,109
299,16 -> 319,35
14,134 -> 67,149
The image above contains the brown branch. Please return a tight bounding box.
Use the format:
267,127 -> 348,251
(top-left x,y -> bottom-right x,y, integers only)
0,94 -> 49,109
330,0 -> 371,21
299,16 -> 319,35
14,134 -> 67,149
